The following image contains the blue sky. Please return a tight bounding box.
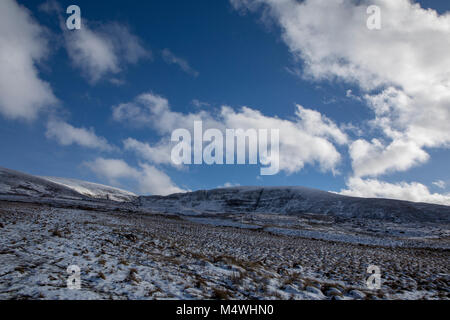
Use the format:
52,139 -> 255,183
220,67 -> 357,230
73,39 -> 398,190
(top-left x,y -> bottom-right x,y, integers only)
1,0 -> 450,204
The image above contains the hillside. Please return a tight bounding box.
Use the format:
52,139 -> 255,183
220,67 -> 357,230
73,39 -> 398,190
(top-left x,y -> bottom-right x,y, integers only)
0,167 -> 136,202
42,176 -> 136,202
138,186 -> 450,223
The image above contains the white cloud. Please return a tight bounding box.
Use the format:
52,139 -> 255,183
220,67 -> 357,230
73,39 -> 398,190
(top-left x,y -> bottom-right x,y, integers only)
84,158 -> 186,196
221,105 -> 348,174
64,22 -> 150,84
113,92 -> 348,174
349,138 -> 429,177
108,23 -> 151,65
0,0 -> 57,121
232,0 -> 450,94
346,90 -> 362,102
340,177 -> 450,206
161,49 -> 199,77
46,120 -> 114,152
217,182 -> 241,188
123,138 -> 175,167
432,180 -> 446,189
136,163 -> 187,196
294,106 -> 348,145
40,0 -> 150,84
85,158 -> 137,181
65,25 -> 118,83
232,0 -> 450,178
111,93 -> 196,130
191,99 -> 210,108
113,93 -> 221,134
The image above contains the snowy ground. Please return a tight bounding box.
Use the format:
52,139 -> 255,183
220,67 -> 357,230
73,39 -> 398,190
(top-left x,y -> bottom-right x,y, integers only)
185,213 -> 450,249
0,200 -> 448,300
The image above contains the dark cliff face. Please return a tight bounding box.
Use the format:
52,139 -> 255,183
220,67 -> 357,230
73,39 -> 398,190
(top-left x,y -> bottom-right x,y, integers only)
138,186 -> 450,223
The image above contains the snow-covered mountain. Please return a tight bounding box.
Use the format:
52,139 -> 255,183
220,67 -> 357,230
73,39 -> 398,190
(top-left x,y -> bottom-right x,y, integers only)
1,166 -> 449,223
0,167 -> 136,202
138,186 -> 450,223
41,177 -> 136,202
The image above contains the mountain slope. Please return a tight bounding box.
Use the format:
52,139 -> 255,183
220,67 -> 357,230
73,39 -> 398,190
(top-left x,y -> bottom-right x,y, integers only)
138,186 -> 450,223
0,167 -> 84,199
42,177 -> 136,202
0,167 -> 136,202
1,166 -> 449,223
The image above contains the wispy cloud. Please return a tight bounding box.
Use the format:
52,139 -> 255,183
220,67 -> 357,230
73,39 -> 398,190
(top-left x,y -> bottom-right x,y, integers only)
433,180 -> 446,190
191,99 -> 210,108
161,48 -> 199,77
40,0 -> 151,84
64,22 -> 151,84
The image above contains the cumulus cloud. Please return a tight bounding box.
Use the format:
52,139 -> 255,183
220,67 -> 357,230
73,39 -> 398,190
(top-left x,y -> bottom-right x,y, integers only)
232,0 -> 450,175
64,22 -> 151,83
232,0 -> 450,94
221,105 -> 348,174
161,49 -> 199,77
84,158 -> 186,196
113,92 -> 348,174
349,138 -> 429,178
232,0 -> 450,202
46,120 -> 114,152
0,0 -> 58,121
111,93 -> 195,129
340,177 -> 450,206
123,138 -> 176,167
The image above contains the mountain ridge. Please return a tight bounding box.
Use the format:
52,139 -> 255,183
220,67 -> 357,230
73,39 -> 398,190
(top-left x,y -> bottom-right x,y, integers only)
1,166 -> 449,223
138,186 -> 450,223
41,176 -> 136,202
0,166 -> 136,202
